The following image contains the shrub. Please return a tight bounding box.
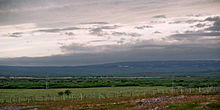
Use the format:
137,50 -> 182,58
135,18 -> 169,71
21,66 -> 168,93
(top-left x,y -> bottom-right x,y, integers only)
64,90 -> 72,96
58,91 -> 64,96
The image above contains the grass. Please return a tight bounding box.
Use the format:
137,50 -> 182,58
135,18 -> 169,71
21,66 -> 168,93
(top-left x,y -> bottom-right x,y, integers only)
0,88 -> 219,110
0,86 -> 170,102
167,100 -> 220,110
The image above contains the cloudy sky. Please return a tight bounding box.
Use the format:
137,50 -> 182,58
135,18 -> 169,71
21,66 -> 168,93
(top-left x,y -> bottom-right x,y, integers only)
0,0 -> 220,66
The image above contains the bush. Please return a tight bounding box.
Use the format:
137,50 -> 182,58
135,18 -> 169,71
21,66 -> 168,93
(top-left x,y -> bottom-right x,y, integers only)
58,91 -> 64,96
64,90 -> 72,96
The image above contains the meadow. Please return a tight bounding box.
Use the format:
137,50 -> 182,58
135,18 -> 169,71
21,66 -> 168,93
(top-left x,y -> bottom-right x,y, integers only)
0,77 -> 219,109
0,86 -> 172,102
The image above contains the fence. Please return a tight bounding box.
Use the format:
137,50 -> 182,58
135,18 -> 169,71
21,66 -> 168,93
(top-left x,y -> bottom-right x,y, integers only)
0,86 -> 219,104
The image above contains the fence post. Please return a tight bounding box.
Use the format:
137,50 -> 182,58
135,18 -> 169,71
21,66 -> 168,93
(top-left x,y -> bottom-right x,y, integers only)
27,97 -> 30,103
18,96 -> 21,103
80,93 -> 83,100
63,95 -> 65,100
9,97 -> 12,103
72,95 -> 74,101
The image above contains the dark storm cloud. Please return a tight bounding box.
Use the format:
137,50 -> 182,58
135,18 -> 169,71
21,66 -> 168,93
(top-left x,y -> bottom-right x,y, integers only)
205,16 -> 220,31
152,15 -> 166,18
135,25 -> 153,29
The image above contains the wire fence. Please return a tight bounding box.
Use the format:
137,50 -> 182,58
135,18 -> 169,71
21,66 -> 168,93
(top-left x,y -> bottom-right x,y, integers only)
0,86 -> 219,104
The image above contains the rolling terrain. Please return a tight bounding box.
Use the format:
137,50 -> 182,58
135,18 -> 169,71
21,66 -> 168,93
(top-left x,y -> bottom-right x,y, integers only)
0,60 -> 220,77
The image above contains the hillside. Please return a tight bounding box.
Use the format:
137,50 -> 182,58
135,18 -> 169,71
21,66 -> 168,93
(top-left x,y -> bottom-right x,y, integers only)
0,60 -> 219,77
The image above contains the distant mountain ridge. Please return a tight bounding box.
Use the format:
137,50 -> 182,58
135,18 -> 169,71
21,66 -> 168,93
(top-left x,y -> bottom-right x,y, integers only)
0,60 -> 220,77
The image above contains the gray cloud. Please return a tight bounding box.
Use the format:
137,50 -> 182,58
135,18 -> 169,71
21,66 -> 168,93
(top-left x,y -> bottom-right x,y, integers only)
150,21 -> 166,24
7,32 -> 23,37
0,0 -> 220,66
194,23 -> 206,28
185,19 -> 201,24
186,14 -> 203,17
65,32 -> 75,36
154,31 -> 161,34
152,15 -> 166,18
89,25 -> 119,36
1,40 -> 219,66
135,25 -> 153,29
170,31 -> 220,40
80,22 -> 109,25
205,16 -> 220,31
37,27 -> 81,33
88,40 -> 107,43
112,32 -> 141,37
169,21 -> 183,24
169,19 -> 202,24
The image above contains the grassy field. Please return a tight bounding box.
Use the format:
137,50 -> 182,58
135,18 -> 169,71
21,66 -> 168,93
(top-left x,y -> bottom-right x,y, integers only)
0,77 -> 219,109
1,90 -> 219,110
0,86 -> 171,102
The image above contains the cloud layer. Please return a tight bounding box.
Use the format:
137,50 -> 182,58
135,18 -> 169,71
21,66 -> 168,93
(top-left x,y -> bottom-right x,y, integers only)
0,0 -> 220,66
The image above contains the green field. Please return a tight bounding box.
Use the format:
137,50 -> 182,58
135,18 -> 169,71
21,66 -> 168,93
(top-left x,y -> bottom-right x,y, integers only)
0,86 -> 171,102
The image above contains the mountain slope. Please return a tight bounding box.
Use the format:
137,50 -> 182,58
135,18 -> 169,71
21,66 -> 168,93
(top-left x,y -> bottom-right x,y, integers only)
0,60 -> 219,77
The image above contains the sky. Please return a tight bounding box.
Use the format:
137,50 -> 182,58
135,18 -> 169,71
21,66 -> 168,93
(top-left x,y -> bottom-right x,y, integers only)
0,0 -> 220,66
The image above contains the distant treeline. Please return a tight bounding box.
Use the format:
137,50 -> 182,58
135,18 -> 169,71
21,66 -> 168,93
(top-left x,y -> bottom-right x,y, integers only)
0,78 -> 219,89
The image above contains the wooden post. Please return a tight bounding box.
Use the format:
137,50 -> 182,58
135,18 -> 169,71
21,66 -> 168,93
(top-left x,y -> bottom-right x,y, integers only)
98,93 -> 101,99
18,96 -> 21,103
63,95 -> 65,100
9,97 -> 12,103
120,91 -> 123,97
72,95 -> 74,101
80,93 -> 83,100
27,97 -> 30,103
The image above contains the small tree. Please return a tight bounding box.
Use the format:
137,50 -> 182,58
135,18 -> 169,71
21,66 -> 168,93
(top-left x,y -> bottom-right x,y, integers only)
64,90 -> 72,96
58,91 -> 64,96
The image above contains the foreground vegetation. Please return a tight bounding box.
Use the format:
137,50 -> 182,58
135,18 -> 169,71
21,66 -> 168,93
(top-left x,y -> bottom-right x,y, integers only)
0,90 -> 219,110
0,77 -> 219,109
